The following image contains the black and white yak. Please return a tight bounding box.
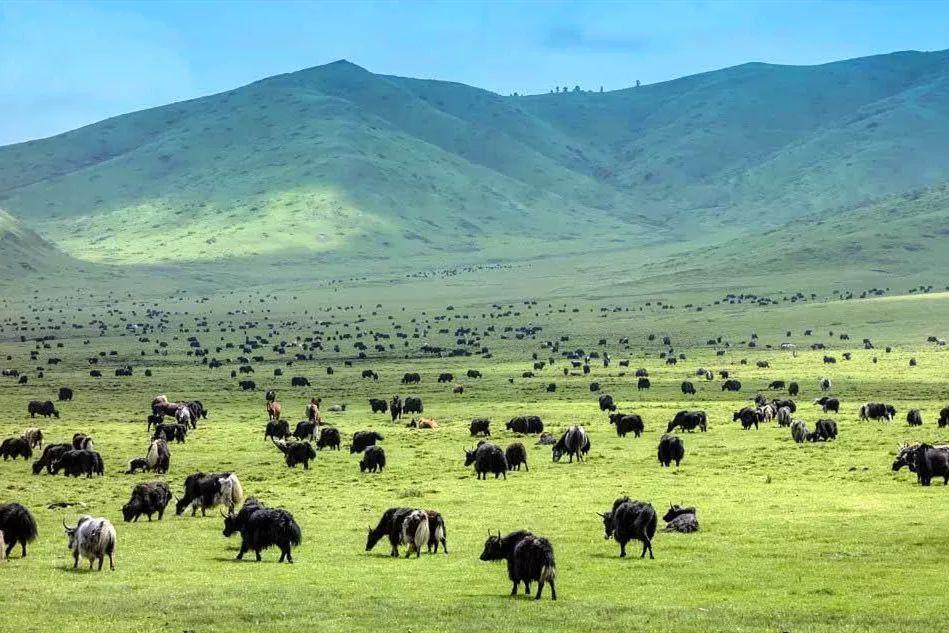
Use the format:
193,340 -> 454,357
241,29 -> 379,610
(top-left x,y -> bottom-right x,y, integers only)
0,503 -> 38,558
272,439 -> 317,469
175,472 -> 244,516
21,427 -> 43,449
63,515 -> 117,571
223,498 -> 302,563
552,425 -> 589,463
662,504 -> 699,533
122,482 -> 172,522
598,496 -> 657,558
479,530 -> 557,600
366,507 -> 438,558
464,442 -> 508,479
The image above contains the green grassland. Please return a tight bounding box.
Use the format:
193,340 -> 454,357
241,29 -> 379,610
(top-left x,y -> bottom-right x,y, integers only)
1,280 -> 947,632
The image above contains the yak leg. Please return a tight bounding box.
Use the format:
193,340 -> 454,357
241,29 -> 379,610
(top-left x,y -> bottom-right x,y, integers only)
548,578 -> 557,600
255,549 -> 262,562
511,581 -> 519,596
236,543 -> 248,560
619,541 -> 627,558
108,553 -> 115,570
98,556 -> 104,570
441,537 -> 448,554
535,580 -> 545,600
5,541 -> 15,558
73,552 -> 79,569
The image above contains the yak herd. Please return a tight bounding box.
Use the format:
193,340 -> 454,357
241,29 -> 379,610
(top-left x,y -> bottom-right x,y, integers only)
0,296 -> 946,603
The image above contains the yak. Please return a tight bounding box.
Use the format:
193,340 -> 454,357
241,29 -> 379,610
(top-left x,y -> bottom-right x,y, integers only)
598,394 -> 616,411
599,496 -> 656,559
27,400 -> 59,419
505,442 -> 528,471
122,482 -> 172,522
552,426 -> 589,463
50,449 -> 104,478
273,440 -> 317,469
464,442 -> 507,479
32,443 -> 70,475
175,472 -> 244,516
63,515 -> 116,571
609,413 -> 644,438
505,416 -> 544,434
666,410 -> 707,433
662,505 -> 699,533
681,381 -> 696,396
265,419 -> 291,441
469,418 -> 491,437
350,431 -> 384,454
369,398 -> 388,414
359,445 -> 387,473
316,426 -> 341,451
479,530 -> 557,600
0,437 -> 32,461
403,397 -> 423,415
223,498 -> 302,563
657,434 -> 684,467
0,503 -> 38,558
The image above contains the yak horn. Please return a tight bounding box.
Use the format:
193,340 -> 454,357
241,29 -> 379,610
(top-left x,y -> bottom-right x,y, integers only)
596,512 -> 606,518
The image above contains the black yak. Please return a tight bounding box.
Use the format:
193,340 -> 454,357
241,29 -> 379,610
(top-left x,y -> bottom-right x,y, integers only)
505,416 -> 544,434
813,396 -> 839,413
390,396 -> 403,422
369,398 -> 388,414
58,387 -> 74,401
0,503 -> 38,558
273,440 -> 317,469
721,379 -> 741,392
50,449 -> 104,478
293,420 -> 317,442
0,437 -> 32,461
681,381 -> 696,396
815,419 -> 838,441
860,402 -> 896,422
666,410 -> 707,433
32,443 -> 70,474
469,417 -> 491,437
907,409 -> 923,426
359,445 -> 386,473
598,394 -> 616,411
609,413 -> 644,438
599,496 -> 657,558
637,377 -> 651,391
657,434 -> 684,467
27,400 -> 59,418
316,426 -> 341,450
505,442 -> 528,471
662,504 -> 699,533
350,431 -> 384,454
479,530 -> 557,600
122,481 -> 172,522
403,397 -> 423,415
153,423 -> 187,443
265,419 -> 291,441
464,442 -> 507,479
223,498 -> 301,563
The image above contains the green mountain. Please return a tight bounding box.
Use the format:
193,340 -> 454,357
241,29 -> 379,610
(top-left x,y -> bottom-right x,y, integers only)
0,208 -> 75,276
0,50 -> 947,277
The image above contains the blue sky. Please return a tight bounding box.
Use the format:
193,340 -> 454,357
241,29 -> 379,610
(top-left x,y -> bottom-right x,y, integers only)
1,0 -> 947,145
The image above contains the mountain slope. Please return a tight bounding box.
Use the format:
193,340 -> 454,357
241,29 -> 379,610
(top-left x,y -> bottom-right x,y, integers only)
0,208 -> 74,276
0,50 -> 948,270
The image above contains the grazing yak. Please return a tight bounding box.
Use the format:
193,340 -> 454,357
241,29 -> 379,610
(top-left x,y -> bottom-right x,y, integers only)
63,515 -> 117,571
223,498 -> 302,563
51,449 -> 104,478
776,406 -> 792,427
814,419 -> 838,441
175,472 -> 244,516
27,400 -> 59,419
505,416 -> 544,434
552,426 -> 590,463
505,442 -> 528,471
657,435 -> 684,467
768,380 -> 785,390
122,482 -> 172,522
599,496 -> 657,559
860,402 -> 896,422
350,431 -> 384,454
788,382 -> 800,396
733,407 -> 761,430
401,372 -> 421,384
635,368 -> 648,377
666,410 -> 707,433
467,369 -> 483,379
469,418 -> 491,437
32,443 -> 70,475
721,379 -> 742,392
359,445 -> 386,473
893,444 -> 949,486
480,530 -> 557,601
153,423 -> 187,444
272,440 -> 317,469
72,433 -> 94,451
1,437 -> 32,461
293,420 -> 318,442
681,381 -> 696,396
362,370 -> 379,380
369,398 -> 388,414
366,508 -> 446,558
609,413 -> 644,438
464,442 -> 508,479
791,420 -> 808,443
290,376 -> 310,387
438,373 -> 454,383
265,419 -> 291,441
239,380 -> 256,391
316,426 -> 341,451
907,409 -> 923,426
598,394 -> 616,412
144,439 -> 170,474
662,505 -> 699,533
58,387 -> 74,401
0,503 -> 38,558
398,510 -> 430,558
637,377 -> 651,391
814,396 -> 840,413
403,397 -> 423,415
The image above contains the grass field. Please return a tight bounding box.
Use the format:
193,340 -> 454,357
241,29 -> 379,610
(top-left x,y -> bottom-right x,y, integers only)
1,278 -> 947,633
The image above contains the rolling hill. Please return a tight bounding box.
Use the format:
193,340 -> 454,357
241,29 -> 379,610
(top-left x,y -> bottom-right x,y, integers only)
0,50 -> 947,282
0,208 -> 74,277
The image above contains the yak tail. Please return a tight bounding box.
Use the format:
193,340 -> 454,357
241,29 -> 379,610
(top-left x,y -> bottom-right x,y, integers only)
414,517 -> 430,551
284,515 -> 303,547
99,520 -> 117,555
540,564 -> 556,584
219,474 -> 244,511
145,441 -> 159,468
0,532 -> 5,560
